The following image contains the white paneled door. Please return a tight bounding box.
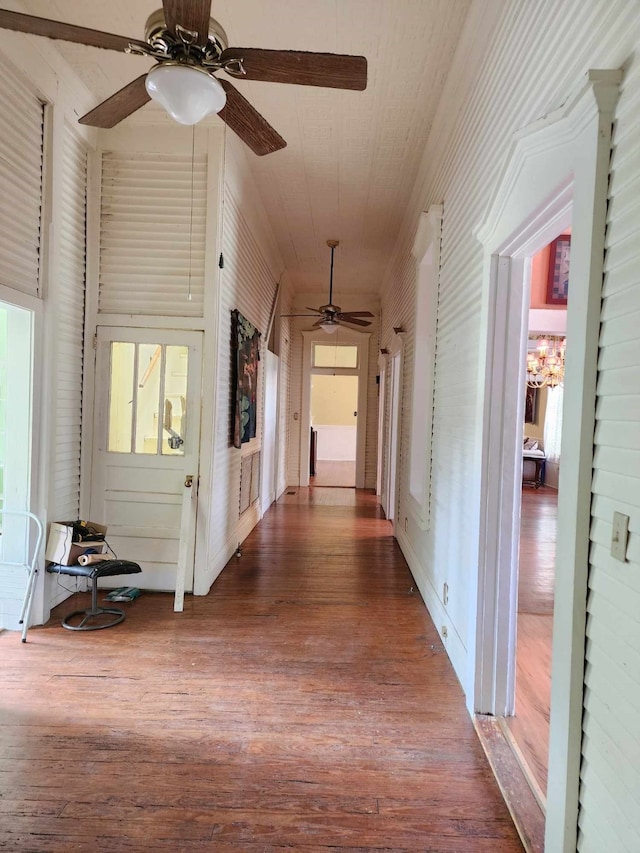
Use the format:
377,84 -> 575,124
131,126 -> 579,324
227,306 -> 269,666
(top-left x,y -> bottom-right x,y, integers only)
91,328 -> 202,604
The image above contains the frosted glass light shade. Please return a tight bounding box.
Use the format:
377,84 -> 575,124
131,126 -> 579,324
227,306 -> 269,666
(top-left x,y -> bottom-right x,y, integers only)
145,64 -> 226,125
320,320 -> 339,334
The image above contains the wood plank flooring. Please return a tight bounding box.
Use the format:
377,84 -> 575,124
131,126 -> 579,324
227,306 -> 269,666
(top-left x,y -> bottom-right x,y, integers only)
507,486 -> 557,797
0,489 -> 523,852
310,461 -> 356,487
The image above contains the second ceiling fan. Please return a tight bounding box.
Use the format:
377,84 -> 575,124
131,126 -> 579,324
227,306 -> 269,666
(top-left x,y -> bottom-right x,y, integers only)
283,240 -> 374,333
0,1 -> 367,156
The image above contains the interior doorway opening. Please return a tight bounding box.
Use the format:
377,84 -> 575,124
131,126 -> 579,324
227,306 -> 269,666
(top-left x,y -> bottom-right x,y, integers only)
310,373 -> 358,487
506,233 -> 569,804
298,331 -> 370,490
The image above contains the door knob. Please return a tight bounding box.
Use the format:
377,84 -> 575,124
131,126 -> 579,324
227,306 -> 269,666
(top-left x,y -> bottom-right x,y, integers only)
184,474 -> 194,488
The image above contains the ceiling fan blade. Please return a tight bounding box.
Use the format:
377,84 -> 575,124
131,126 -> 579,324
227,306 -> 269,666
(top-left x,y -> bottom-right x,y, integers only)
162,0 -> 212,47
218,80 -> 286,156
221,48 -> 367,91
338,316 -> 371,327
0,9 -> 147,52
78,75 -> 151,128
305,307 -> 322,314
280,313 -> 320,318
338,311 -> 374,318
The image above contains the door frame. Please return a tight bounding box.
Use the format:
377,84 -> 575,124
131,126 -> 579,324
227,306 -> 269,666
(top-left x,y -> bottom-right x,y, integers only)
382,331 -> 405,527
473,71 -> 620,850
90,325 -> 203,600
298,328 -> 370,488
261,349 -> 279,514
0,288 -> 45,627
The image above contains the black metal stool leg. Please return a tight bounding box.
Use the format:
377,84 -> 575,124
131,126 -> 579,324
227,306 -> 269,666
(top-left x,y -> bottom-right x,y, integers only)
62,577 -> 125,631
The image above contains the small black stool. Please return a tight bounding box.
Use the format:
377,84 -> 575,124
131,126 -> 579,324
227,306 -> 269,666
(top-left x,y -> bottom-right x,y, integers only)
47,560 -> 142,631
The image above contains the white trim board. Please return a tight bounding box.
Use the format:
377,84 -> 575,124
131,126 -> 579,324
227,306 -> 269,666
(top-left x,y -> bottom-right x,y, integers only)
298,328 -> 370,489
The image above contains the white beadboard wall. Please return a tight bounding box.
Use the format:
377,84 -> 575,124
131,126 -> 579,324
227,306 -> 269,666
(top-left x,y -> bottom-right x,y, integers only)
50,126 -> 87,522
203,134 -> 284,590
47,127 -> 88,612
379,1 -> 640,847
0,34 -> 97,628
580,46 -> 640,853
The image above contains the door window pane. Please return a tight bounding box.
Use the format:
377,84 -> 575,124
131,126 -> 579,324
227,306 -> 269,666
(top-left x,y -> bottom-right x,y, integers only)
108,342 -> 134,453
313,344 -> 358,368
108,341 -> 190,456
162,345 -> 188,456
135,344 -> 161,455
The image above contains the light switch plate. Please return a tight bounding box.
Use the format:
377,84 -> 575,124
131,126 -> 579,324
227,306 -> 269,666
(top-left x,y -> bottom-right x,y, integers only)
611,511 -> 629,562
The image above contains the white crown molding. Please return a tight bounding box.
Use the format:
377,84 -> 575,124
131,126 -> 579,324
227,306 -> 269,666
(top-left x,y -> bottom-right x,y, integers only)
475,69 -> 622,250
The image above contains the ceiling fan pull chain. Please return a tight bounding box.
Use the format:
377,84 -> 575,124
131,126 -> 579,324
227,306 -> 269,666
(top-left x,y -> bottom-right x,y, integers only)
188,125 -> 195,302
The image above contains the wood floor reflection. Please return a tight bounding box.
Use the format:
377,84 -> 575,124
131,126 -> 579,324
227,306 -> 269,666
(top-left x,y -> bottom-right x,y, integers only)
310,460 -> 356,487
507,486 -> 557,799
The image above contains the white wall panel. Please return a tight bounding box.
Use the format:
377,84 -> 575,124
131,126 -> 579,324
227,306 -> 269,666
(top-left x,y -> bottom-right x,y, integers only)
47,126 -> 88,611
205,137 -> 283,586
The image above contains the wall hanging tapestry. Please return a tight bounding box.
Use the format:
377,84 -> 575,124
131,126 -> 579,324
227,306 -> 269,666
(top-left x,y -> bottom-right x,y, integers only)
232,309 -> 261,448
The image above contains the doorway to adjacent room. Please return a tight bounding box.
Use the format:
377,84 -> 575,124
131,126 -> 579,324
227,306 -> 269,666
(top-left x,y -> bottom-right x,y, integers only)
310,372 -> 358,487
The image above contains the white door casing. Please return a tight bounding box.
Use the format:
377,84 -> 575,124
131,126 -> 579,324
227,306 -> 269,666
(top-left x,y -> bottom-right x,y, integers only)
261,350 -> 279,514
386,343 -> 403,527
376,356 -> 386,499
91,327 -> 202,603
298,328 -> 370,488
379,330 -> 405,525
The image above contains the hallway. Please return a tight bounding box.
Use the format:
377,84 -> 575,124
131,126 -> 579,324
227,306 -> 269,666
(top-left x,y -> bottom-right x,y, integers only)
0,489 -> 523,851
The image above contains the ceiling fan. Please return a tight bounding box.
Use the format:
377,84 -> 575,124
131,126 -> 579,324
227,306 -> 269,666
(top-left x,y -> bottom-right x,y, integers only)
0,1 -> 367,156
282,240 -> 374,334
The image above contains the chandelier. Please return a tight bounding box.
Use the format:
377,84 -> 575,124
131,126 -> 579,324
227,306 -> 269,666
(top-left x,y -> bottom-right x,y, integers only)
526,336 -> 566,388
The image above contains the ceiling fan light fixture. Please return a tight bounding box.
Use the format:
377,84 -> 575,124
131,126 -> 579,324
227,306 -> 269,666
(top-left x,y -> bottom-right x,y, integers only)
319,319 -> 339,334
145,63 -> 226,125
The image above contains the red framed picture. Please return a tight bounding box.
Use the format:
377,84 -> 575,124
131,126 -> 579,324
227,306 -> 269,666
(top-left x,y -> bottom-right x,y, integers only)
546,235 -> 571,305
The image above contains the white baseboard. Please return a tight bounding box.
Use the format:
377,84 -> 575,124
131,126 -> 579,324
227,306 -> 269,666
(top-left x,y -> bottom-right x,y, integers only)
195,502 -> 261,595
395,527 -> 468,692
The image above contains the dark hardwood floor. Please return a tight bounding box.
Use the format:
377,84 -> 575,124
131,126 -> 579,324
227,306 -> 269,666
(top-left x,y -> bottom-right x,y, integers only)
0,488 -> 523,851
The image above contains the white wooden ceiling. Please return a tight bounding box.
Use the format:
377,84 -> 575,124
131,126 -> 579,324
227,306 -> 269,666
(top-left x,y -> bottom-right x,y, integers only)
16,0 -> 471,294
